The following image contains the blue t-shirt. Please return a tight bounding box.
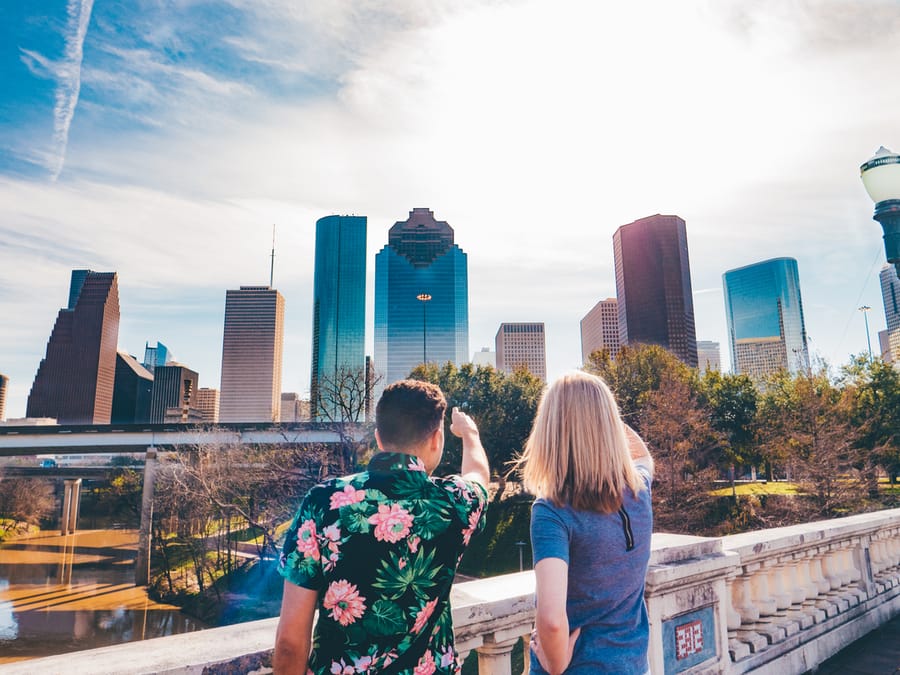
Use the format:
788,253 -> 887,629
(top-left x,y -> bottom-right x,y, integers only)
530,464 -> 653,674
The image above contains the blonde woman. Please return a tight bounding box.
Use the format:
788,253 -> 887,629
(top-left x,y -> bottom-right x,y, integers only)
519,371 -> 653,675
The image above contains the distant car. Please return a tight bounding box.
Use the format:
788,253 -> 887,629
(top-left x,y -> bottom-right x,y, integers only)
39,459 -> 57,468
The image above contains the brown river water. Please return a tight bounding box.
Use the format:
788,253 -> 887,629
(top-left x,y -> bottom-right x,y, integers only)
0,529 -> 206,664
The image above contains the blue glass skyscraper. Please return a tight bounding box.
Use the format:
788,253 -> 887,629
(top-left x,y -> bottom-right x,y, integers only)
311,215 -> 367,420
723,257 -> 808,379
375,208 -> 468,386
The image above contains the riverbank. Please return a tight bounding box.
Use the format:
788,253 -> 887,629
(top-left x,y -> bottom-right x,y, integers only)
0,529 -> 204,664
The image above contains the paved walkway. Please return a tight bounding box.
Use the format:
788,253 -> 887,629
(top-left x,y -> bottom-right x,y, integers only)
812,612 -> 900,674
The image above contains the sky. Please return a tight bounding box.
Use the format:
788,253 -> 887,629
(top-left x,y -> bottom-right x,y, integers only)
1,0 -> 899,419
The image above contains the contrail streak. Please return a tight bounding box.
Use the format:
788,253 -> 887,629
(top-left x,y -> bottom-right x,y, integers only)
50,0 -> 95,181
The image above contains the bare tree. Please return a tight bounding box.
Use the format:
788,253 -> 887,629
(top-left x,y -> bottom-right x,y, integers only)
311,364 -> 379,472
149,433 -> 336,599
0,478 -> 56,540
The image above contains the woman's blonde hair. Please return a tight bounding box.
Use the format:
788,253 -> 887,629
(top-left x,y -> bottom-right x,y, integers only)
518,371 -> 645,513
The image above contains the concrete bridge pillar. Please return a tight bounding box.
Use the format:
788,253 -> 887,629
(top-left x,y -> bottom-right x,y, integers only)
135,448 -> 158,587
60,478 -> 82,535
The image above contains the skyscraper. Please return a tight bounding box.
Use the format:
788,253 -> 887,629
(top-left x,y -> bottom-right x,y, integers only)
143,341 -> 171,374
880,264 -> 900,364
375,208 -> 469,385
613,215 -> 698,367
310,215 -> 367,421
0,373 -> 8,421
580,298 -> 620,363
27,270 -> 120,424
111,352 -> 153,424
149,363 -> 199,424
219,286 -> 285,423
723,257 -> 808,379
495,323 -> 547,381
696,341 -> 721,373
196,388 -> 220,423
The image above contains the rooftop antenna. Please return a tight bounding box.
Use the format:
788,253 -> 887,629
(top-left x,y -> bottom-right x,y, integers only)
269,224 -> 276,288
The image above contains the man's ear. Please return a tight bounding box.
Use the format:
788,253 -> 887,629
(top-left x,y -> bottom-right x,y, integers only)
374,429 -> 384,450
430,425 -> 443,453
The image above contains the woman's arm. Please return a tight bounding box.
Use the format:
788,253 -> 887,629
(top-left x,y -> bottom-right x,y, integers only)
533,558 -> 581,675
624,424 -> 654,478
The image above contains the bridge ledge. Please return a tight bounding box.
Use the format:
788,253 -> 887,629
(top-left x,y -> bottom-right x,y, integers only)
3,508 -> 899,675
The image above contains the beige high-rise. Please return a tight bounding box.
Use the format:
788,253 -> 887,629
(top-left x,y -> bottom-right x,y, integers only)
495,323 -> 546,381
0,373 -> 8,421
219,286 -> 285,423
196,388 -> 220,423
580,298 -> 620,363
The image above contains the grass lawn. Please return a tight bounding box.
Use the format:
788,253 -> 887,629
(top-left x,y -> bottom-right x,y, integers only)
709,482 -> 802,497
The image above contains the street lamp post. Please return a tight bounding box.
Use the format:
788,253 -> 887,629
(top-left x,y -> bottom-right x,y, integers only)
859,305 -> 873,359
860,146 -> 900,278
416,293 -> 432,364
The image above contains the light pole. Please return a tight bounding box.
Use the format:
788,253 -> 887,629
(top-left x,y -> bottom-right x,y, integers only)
416,293 -> 432,364
859,305 -> 873,359
860,146 -> 900,278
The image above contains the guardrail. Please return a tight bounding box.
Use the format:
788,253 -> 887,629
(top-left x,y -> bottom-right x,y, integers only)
5,509 -> 900,674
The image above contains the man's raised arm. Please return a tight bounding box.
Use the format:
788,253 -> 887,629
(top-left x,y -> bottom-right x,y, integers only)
450,407 -> 490,489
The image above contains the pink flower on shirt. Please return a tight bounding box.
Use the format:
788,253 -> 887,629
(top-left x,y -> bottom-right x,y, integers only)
413,651 -> 436,675
461,506 -> 482,546
367,503 -> 414,543
330,484 -> 366,509
323,579 -> 367,626
407,457 -> 427,472
329,659 -> 354,674
411,597 -> 439,634
296,519 -> 320,560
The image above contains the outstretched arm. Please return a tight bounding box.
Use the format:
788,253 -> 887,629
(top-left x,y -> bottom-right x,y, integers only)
450,406 -> 490,489
625,424 -> 654,478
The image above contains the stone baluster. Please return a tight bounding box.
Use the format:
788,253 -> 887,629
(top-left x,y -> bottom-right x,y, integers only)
821,549 -> 843,592
475,637 -> 520,675
808,553 -> 830,594
725,573 -> 752,662
795,556 -> 820,602
749,564 -> 777,617
784,563 -> 807,606
731,572 -> 767,656
767,563 -> 792,611
870,539 -> 885,578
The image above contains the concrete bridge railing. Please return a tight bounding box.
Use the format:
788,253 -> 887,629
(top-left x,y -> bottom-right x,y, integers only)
6,508 -> 900,675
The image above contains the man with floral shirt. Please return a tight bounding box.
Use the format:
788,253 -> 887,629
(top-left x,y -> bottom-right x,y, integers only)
274,379 -> 490,675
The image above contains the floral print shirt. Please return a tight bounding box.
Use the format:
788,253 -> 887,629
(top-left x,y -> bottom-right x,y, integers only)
279,451 -> 489,675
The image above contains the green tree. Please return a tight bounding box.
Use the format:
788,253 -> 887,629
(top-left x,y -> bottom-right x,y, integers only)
639,371 -> 722,531
410,362 -> 544,500
840,355 -> 900,488
584,344 -> 693,429
698,369 -> 759,471
759,370 -> 863,516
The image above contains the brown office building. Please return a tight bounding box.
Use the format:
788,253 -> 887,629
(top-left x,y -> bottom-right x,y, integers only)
27,270 -> 121,424
613,215 -> 698,367
149,364 -> 199,424
219,286 -> 285,423
111,352 -> 153,424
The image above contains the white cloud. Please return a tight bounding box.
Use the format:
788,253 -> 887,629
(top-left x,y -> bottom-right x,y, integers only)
3,0 -> 900,415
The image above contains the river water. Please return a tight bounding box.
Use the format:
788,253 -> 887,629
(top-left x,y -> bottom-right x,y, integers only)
0,529 -> 206,664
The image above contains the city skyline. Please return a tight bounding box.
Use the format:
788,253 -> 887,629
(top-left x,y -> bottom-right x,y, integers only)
1,3 -> 899,416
